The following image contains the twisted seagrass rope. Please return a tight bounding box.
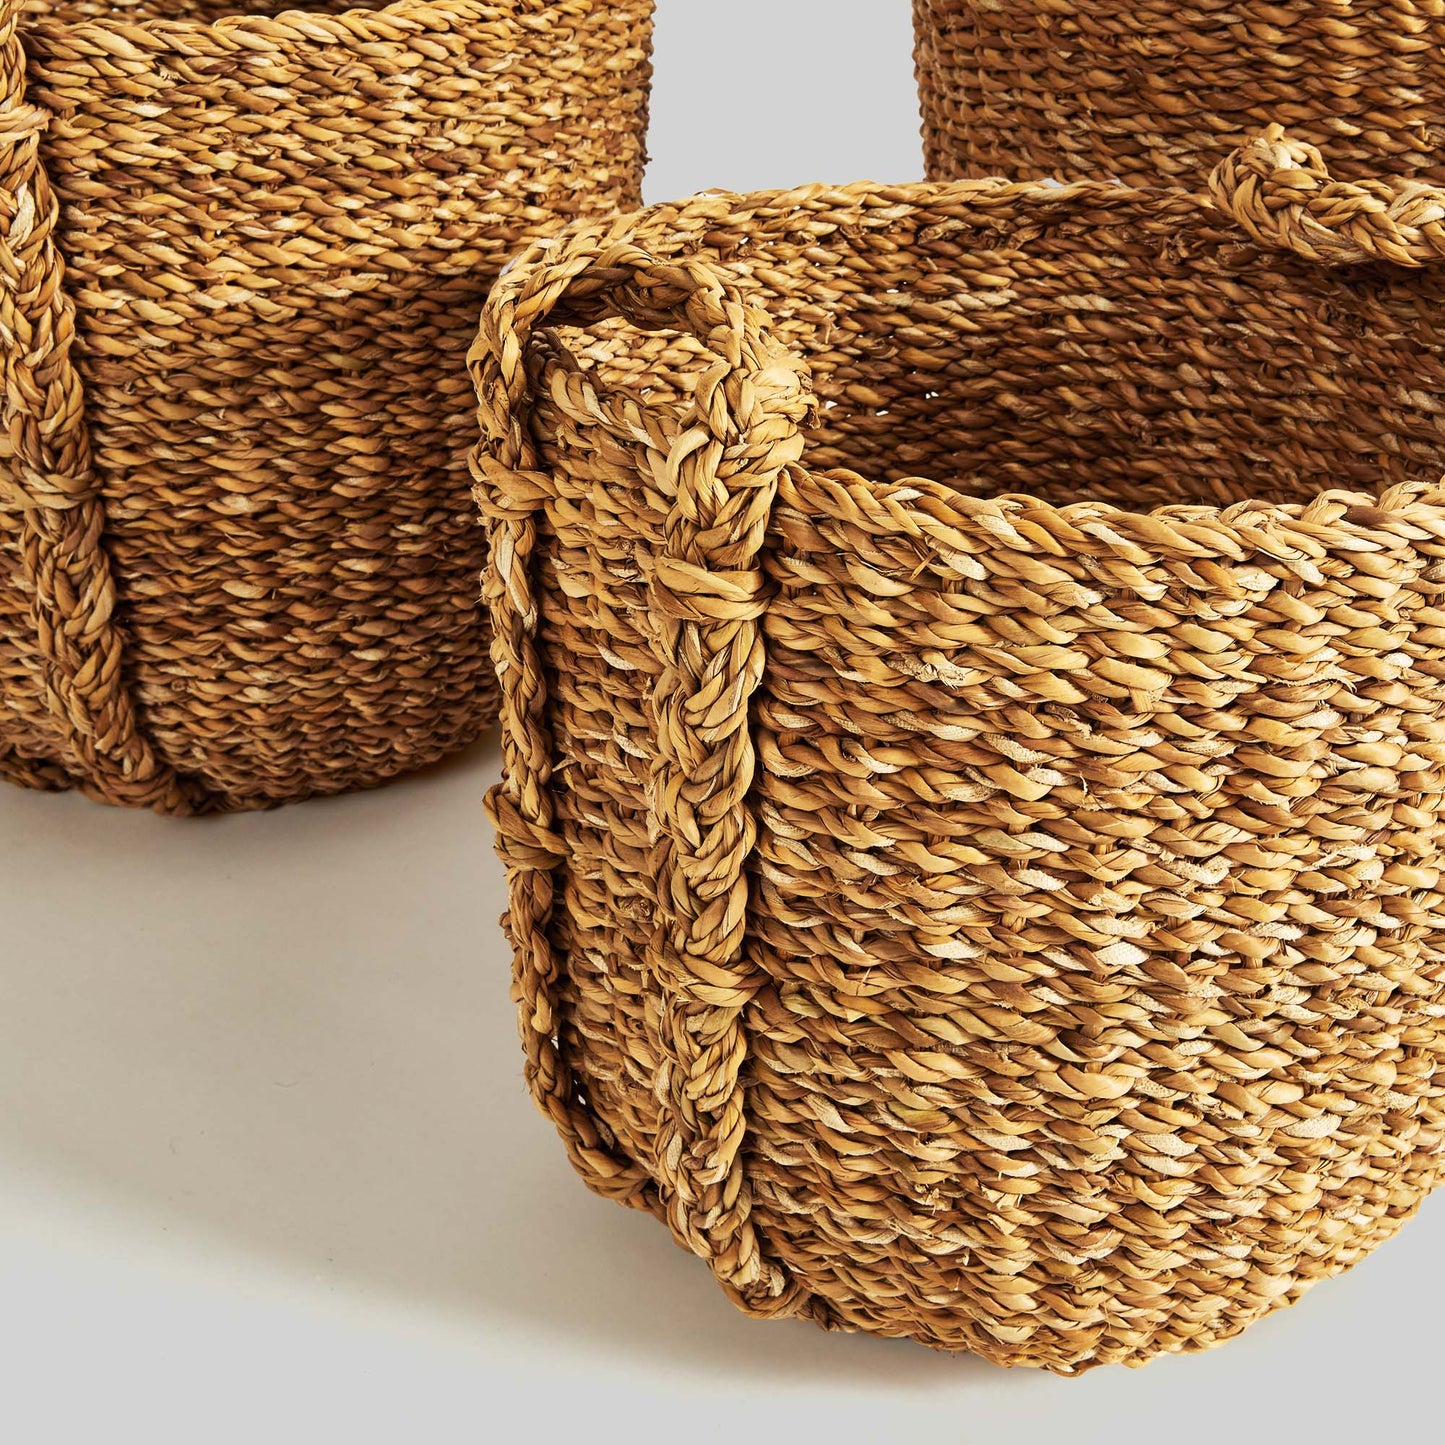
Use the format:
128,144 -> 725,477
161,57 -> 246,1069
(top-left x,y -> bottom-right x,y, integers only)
0,0 -> 207,812
471,134 -> 1445,1372
473,237 -> 823,1312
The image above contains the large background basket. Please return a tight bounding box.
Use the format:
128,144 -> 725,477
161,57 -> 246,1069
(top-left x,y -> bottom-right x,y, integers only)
914,0 -> 1445,186
469,135 -> 1445,1372
0,0 -> 652,812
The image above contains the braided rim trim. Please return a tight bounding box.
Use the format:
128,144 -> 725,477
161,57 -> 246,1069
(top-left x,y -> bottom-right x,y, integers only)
1,2 -> 211,813
1210,123 -> 1445,267
470,224 -> 665,1213
471,230 -> 828,1313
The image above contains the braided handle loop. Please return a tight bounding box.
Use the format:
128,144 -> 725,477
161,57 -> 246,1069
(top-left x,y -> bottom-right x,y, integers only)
1,5 -> 209,811
470,227 -> 816,1311
1210,124 -> 1445,267
472,231 -> 812,483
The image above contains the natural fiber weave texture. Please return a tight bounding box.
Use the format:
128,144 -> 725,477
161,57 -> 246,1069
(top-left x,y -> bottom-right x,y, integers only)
0,0 -> 652,812
914,0 -> 1445,187
471,134 -> 1445,1373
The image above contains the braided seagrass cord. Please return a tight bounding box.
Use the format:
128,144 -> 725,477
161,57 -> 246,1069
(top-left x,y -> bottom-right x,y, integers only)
0,0 -> 653,811
473,135 -> 1445,1371
1215,126 -> 1445,266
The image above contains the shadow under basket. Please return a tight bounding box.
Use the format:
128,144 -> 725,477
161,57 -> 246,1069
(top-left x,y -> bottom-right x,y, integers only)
0,0 -> 653,813
469,132 -> 1445,1372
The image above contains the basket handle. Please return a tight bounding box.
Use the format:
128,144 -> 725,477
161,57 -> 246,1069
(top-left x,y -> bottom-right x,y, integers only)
471,231 -> 813,478
0,7 -> 209,811
1209,124 -> 1445,267
470,230 -> 817,1312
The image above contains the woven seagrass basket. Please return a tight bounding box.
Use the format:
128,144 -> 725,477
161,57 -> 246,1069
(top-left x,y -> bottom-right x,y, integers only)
470,132 -> 1445,1373
914,0 -> 1445,187
0,0 -> 652,812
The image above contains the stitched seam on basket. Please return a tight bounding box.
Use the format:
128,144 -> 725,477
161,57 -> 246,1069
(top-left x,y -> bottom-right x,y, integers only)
645,394 -> 781,1305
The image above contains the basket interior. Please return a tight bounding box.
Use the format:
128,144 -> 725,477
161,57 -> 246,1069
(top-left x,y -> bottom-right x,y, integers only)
556,193 -> 1445,515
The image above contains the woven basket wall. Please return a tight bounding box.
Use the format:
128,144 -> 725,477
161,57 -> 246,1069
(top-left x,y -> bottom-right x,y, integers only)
0,0 -> 652,813
914,0 -> 1445,187
470,133 -> 1445,1373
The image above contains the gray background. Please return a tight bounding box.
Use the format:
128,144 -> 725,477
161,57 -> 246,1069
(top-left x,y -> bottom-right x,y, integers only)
1,3 -> 1437,1442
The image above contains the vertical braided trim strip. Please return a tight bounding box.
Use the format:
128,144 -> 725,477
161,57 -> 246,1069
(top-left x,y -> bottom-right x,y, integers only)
644,280 -> 816,1311
470,234 -> 818,1310
470,227 -> 658,1209
0,5 -> 210,814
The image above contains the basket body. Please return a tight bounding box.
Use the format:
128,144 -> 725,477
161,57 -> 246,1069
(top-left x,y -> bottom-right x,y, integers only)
471,156 -> 1445,1372
914,0 -> 1445,186
0,0 -> 652,812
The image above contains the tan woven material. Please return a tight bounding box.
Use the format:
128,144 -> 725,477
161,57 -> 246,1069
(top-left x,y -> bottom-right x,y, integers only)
470,133 -> 1445,1373
0,0 -> 652,812
914,0 -> 1445,187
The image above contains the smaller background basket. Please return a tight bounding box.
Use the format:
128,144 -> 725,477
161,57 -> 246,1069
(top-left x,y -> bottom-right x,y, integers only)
914,0 -> 1445,186
0,0 -> 652,812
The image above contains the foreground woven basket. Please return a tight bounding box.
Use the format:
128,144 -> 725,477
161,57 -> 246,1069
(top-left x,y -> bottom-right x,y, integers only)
0,0 -> 652,812
471,132 -> 1445,1372
914,0 -> 1445,186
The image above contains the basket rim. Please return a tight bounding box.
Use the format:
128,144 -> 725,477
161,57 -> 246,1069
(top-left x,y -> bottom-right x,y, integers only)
21,0 -> 619,53
634,173 -> 1202,227
495,175 -> 1445,542
537,353 -> 1445,549
790,469 -> 1445,562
